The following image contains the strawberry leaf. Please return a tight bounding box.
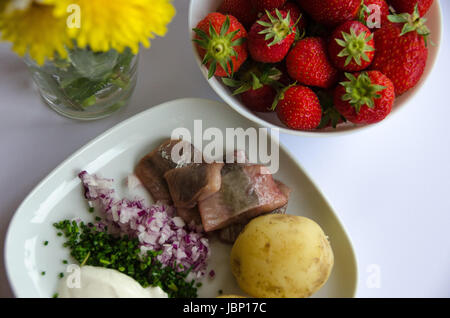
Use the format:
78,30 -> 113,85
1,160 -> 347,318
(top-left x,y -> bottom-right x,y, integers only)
257,9 -> 295,47
340,72 -> 386,113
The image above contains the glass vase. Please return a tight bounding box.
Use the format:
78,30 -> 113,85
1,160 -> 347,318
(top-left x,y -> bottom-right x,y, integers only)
24,48 -> 139,120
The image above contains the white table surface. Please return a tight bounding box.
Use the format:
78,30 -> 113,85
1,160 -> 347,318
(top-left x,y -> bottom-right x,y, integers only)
1,0 -> 449,298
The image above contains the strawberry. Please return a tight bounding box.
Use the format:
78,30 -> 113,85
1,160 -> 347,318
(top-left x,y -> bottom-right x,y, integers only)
296,0 -> 361,27
281,2 -> 306,32
286,37 -> 338,88
218,0 -> 259,28
328,21 -> 375,72
315,89 -> 347,128
193,13 -> 248,79
358,0 -> 390,31
371,6 -> 429,95
241,85 -> 278,112
334,71 -> 395,125
274,85 -> 322,130
275,62 -> 295,86
251,0 -> 287,12
281,2 -> 307,42
222,62 -> 281,112
389,0 -> 434,17
248,9 -> 296,63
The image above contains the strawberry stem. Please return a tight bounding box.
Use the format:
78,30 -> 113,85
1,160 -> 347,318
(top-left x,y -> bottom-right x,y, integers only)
336,27 -> 374,66
257,9 -> 295,47
340,72 -> 386,113
387,4 -> 431,45
222,62 -> 281,95
193,16 -> 246,79
271,82 -> 296,111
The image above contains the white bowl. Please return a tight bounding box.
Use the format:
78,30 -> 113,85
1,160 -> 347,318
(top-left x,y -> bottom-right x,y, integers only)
189,0 -> 443,136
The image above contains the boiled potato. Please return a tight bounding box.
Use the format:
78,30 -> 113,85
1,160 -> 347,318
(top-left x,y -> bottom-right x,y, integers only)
230,214 -> 334,298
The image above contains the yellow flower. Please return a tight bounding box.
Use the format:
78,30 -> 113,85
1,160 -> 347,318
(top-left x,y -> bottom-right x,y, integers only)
4,0 -> 46,13
0,0 -> 175,64
46,0 -> 176,54
0,2 -> 72,65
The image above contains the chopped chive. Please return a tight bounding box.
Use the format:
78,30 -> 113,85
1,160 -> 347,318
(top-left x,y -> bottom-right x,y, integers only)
59,273 -> 64,278
52,293 -> 58,298
41,271 -> 46,276
43,241 -> 49,246
99,259 -> 110,265
53,218 -> 199,298
88,207 -> 95,213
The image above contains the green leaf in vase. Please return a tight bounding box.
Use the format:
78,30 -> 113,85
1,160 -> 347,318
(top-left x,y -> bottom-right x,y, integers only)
114,48 -> 134,74
54,48 -> 135,109
68,48 -> 119,81
63,77 -> 110,107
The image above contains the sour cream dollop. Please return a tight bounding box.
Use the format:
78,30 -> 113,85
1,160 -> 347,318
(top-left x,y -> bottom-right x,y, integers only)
57,266 -> 168,298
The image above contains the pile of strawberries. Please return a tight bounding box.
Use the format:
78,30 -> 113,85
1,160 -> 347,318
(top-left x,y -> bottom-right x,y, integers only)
193,0 -> 433,131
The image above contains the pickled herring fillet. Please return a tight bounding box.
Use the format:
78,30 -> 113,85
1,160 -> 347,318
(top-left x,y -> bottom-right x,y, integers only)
164,162 -> 224,209
135,139 -> 201,203
218,179 -> 291,243
272,180 -> 291,214
176,206 -> 203,227
198,164 -> 288,232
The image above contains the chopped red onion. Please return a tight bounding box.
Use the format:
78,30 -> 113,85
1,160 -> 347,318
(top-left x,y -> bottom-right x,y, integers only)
79,171 -> 210,277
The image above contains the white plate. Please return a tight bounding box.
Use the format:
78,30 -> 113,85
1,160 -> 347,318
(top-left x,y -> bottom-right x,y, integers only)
189,0 -> 443,136
5,98 -> 357,297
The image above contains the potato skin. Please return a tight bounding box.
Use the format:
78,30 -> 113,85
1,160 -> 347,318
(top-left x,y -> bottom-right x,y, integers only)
230,214 -> 334,298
